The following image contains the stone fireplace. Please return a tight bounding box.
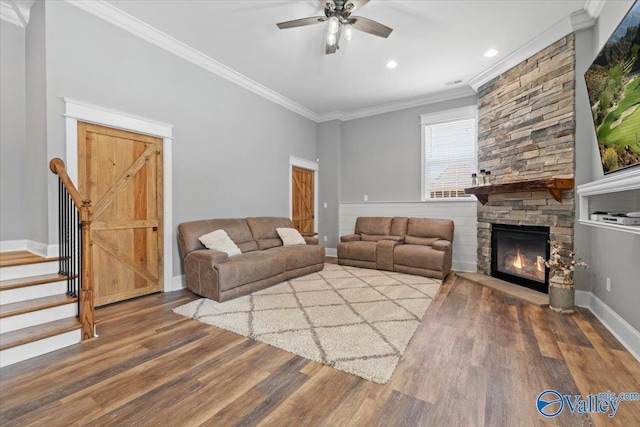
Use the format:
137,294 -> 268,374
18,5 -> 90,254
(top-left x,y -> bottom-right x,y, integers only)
475,34 -> 576,289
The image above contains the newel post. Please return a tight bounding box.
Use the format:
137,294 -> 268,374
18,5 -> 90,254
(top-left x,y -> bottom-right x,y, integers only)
80,201 -> 95,340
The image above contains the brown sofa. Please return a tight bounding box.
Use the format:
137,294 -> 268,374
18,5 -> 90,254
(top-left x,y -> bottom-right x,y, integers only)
178,217 -> 325,301
337,216 -> 454,279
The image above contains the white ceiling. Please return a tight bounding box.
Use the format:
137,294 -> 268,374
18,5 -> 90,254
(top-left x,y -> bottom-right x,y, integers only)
5,0 -> 598,119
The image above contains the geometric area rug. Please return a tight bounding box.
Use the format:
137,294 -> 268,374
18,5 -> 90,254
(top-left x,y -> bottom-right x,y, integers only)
173,263 -> 441,384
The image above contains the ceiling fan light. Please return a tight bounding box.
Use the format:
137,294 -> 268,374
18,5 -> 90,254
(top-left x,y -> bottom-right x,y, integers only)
344,24 -> 354,41
327,32 -> 337,46
328,16 -> 340,34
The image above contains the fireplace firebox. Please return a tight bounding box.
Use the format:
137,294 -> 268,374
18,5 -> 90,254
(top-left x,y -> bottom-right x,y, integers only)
491,224 -> 550,293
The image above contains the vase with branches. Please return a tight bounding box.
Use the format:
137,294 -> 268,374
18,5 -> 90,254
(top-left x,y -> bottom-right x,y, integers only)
538,242 -> 589,283
538,242 -> 588,314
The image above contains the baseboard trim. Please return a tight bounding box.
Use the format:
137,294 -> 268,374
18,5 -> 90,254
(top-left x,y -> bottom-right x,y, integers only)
325,248 -> 337,257
575,290 -> 640,362
168,274 -> 185,292
0,240 -> 27,252
452,260 -> 476,273
1,240 -> 59,258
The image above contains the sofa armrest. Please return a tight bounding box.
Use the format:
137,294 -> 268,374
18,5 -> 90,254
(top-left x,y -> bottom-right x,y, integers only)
376,240 -> 400,271
303,236 -> 319,245
340,234 -> 361,242
431,240 -> 451,252
185,248 -> 229,265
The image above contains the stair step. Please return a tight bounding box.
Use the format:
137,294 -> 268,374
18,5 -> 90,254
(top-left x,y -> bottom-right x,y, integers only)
0,294 -> 78,319
0,261 -> 60,281
0,326 -> 82,368
0,273 -> 68,291
0,251 -> 58,268
0,276 -> 74,305
0,317 -> 81,351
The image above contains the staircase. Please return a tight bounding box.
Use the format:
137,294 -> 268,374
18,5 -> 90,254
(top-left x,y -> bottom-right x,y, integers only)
0,251 -> 82,368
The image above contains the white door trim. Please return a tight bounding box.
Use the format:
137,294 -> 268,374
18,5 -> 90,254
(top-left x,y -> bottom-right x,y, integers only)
289,156 -> 319,234
64,97 -> 174,292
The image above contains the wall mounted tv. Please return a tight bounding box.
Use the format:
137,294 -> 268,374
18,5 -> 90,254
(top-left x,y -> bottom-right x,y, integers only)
585,0 -> 640,174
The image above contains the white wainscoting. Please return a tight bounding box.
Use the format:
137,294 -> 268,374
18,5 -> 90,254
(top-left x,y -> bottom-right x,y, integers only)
339,201 -> 478,272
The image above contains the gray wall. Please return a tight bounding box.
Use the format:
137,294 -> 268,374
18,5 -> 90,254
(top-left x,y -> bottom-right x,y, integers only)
42,1 -> 317,274
341,96 -> 478,202
0,22 -> 27,241
25,0 -> 49,244
574,0 -> 640,331
317,120 -> 342,249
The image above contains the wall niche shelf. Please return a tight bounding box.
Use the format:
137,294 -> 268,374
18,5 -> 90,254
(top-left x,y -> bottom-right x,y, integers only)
576,167 -> 640,235
464,178 -> 574,205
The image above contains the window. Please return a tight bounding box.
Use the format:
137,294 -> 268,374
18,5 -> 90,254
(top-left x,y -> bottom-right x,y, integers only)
421,106 -> 477,200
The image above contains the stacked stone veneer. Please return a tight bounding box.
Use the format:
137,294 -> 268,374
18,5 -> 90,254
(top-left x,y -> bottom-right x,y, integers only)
476,34 -> 576,275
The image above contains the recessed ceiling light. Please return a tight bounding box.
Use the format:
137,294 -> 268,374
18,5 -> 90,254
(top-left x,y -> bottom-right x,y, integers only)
386,60 -> 397,69
484,49 -> 499,58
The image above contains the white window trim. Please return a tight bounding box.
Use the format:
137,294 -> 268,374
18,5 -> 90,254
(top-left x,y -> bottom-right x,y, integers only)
63,97 -> 175,292
420,105 -> 478,201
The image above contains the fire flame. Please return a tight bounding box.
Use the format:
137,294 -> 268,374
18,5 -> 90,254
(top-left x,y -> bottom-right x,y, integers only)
512,249 -> 525,270
536,257 -> 544,272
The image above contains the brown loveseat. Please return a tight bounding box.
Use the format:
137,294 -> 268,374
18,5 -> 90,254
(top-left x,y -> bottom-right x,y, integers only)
338,217 -> 454,279
178,217 -> 325,301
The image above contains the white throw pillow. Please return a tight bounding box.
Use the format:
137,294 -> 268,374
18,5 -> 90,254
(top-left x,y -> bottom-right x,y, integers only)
276,227 -> 306,246
198,229 -> 241,257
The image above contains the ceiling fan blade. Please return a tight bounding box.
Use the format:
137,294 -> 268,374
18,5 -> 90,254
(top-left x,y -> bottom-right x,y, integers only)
277,16 -> 326,30
351,16 -> 393,38
344,0 -> 370,13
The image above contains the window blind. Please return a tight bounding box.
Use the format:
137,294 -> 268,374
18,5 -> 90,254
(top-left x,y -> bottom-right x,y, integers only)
424,117 -> 476,199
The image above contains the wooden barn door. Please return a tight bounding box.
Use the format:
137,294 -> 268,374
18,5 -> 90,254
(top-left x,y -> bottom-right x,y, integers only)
78,122 -> 163,306
292,166 -> 314,234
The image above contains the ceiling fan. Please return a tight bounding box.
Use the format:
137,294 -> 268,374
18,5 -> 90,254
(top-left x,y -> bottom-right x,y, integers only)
276,0 -> 393,55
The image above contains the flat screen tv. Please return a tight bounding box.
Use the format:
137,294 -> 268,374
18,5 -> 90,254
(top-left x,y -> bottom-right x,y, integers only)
585,0 -> 640,174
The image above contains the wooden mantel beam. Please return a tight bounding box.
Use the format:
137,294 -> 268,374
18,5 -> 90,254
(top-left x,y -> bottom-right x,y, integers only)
464,178 -> 575,205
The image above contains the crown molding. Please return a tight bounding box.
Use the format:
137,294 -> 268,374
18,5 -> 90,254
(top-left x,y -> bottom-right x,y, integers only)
0,1 -> 28,27
65,0 -> 320,122
469,3 -> 602,92
570,9 -> 597,31
319,85 -> 477,122
584,0 -> 606,20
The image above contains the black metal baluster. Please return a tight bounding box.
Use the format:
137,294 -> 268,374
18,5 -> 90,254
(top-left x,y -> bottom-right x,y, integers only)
77,217 -> 82,317
70,201 -> 76,298
58,179 -> 63,276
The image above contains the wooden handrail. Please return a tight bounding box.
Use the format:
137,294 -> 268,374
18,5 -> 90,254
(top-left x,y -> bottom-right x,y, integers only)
49,158 -> 95,340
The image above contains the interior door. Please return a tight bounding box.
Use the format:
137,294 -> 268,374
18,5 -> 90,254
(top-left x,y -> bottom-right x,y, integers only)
78,122 -> 163,306
292,166 -> 315,234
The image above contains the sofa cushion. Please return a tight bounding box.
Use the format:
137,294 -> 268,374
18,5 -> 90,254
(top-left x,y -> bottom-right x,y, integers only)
406,218 -> 454,242
276,227 -> 306,246
178,218 -> 257,256
337,241 -> 376,262
198,229 -> 242,257
354,217 -> 392,236
215,251 -> 285,291
404,235 -> 439,246
270,245 -> 325,270
340,234 -> 361,242
361,233 -> 389,242
247,217 -> 295,250
394,244 -> 446,271
390,217 -> 409,236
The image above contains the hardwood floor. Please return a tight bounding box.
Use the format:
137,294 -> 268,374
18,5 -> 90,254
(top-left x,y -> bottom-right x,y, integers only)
1,272 -> 638,426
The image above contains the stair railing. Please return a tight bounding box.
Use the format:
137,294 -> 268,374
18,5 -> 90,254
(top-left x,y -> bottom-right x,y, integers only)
49,158 -> 95,340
